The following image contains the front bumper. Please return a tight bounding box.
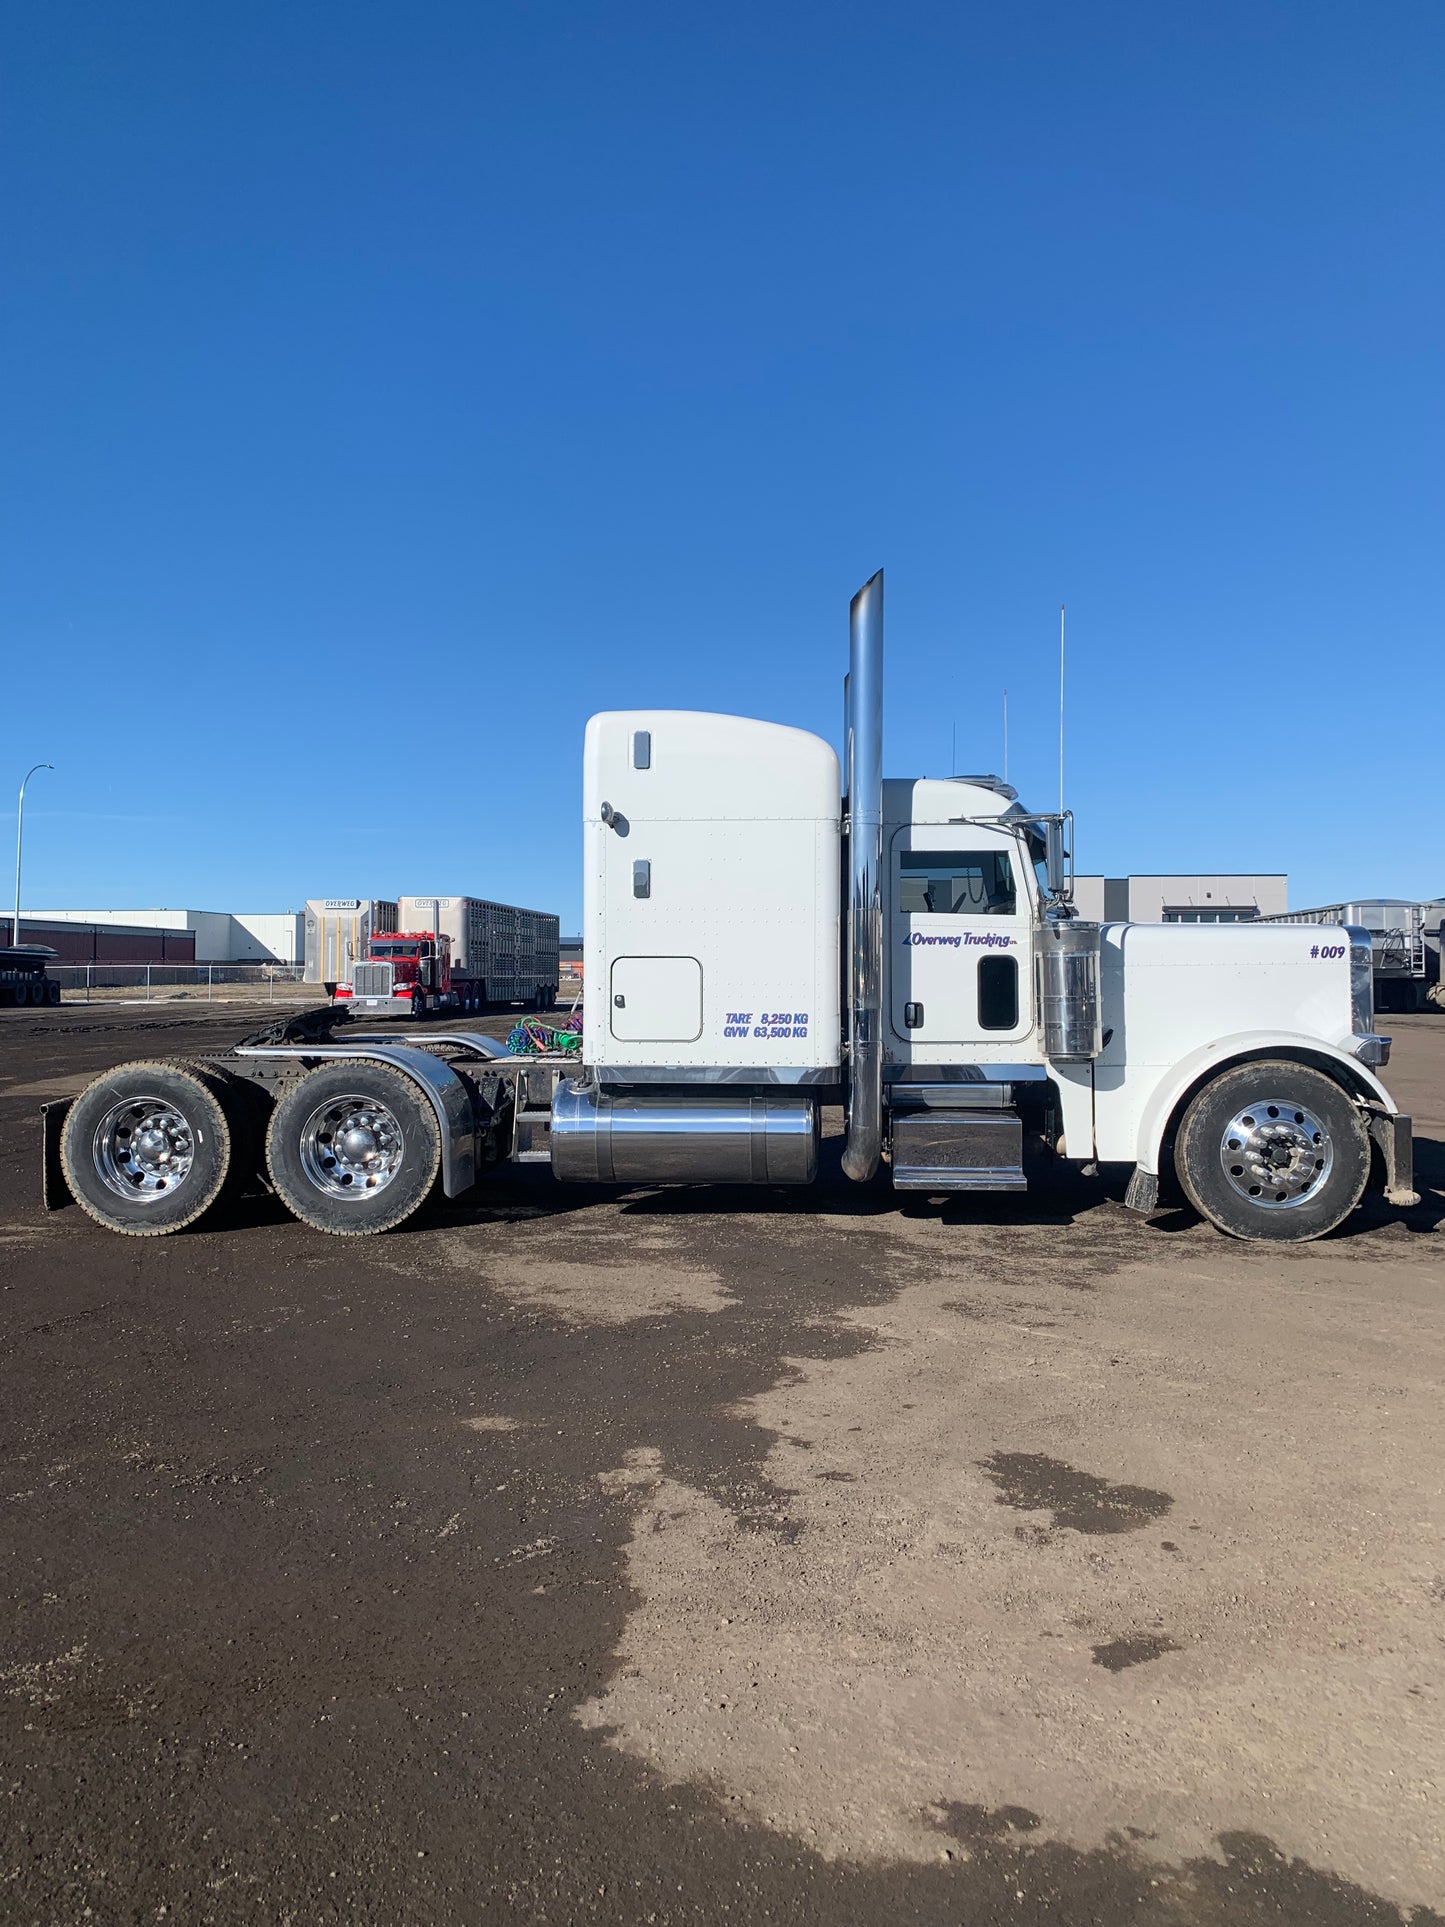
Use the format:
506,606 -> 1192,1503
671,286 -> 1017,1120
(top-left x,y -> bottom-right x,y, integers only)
335,995 -> 411,1016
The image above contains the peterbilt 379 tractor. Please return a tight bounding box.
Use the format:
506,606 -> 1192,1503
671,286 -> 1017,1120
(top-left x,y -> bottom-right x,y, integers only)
45,573 -> 1417,1243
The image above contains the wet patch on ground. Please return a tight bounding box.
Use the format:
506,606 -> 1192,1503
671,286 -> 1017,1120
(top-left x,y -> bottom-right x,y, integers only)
932,1800 -> 1043,1843
1092,1632 -> 1183,1672
979,1451 -> 1174,1534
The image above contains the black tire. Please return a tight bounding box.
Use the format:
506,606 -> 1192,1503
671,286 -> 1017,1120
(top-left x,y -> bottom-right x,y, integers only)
60,1059 -> 238,1236
1174,1059 -> 1370,1243
46,979 -> 61,1005
27,978 -> 45,1006
411,990 -> 425,1021
264,1060 -> 441,1236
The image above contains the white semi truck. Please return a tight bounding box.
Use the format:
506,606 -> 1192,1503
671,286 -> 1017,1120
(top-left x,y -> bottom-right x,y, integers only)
46,574 -> 1417,1244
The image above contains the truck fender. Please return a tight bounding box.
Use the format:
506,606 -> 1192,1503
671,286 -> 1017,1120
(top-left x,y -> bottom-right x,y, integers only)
1132,1031 -> 1397,1178
233,1044 -> 477,1197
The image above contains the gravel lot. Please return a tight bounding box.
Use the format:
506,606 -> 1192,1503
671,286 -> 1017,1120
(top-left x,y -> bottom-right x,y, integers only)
1,1005 -> 1442,1926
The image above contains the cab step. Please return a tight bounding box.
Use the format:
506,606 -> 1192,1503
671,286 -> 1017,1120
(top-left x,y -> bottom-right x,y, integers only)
889,1108 -> 1027,1191
512,1104 -> 554,1163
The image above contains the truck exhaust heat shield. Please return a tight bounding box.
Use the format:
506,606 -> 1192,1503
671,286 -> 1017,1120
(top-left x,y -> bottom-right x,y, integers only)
1036,920 -> 1104,1062
550,1082 -> 818,1186
842,571 -> 884,1182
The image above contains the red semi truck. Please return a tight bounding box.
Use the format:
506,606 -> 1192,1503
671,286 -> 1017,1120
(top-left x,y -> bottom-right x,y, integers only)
335,928 -> 558,1018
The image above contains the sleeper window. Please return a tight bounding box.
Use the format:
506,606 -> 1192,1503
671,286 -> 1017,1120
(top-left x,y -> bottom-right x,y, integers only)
898,850 -> 1016,916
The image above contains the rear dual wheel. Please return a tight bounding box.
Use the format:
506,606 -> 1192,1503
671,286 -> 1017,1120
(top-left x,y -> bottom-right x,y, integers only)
263,1062 -> 440,1236
62,1058 -> 443,1239
1175,1060 -> 1370,1242
60,1060 -> 245,1236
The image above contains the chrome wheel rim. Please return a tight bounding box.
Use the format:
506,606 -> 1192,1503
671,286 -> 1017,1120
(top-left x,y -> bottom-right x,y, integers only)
93,1096 -> 196,1203
1219,1098 -> 1333,1209
298,1093 -> 404,1199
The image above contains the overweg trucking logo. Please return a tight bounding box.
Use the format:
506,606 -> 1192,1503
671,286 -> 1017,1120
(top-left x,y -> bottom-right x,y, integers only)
903,931 -> 1014,949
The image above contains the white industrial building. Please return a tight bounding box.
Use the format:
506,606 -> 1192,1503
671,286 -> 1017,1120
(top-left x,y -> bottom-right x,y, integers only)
1072,874 -> 1287,924
31,908 -> 305,964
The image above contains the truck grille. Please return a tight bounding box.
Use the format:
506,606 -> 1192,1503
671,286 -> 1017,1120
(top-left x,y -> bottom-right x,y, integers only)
352,962 -> 392,998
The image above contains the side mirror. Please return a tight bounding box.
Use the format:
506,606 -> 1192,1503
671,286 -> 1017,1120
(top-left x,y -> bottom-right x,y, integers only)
1045,819 -> 1067,897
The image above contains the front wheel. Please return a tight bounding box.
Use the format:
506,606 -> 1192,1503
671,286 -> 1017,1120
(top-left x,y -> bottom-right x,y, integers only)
1174,1059 -> 1369,1243
264,1061 -> 441,1235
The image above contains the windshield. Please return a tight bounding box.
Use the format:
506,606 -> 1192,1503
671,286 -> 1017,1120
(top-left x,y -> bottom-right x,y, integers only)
371,942 -> 420,957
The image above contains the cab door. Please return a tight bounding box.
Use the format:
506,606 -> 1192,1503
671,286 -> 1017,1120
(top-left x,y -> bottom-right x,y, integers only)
889,827 -> 1033,1047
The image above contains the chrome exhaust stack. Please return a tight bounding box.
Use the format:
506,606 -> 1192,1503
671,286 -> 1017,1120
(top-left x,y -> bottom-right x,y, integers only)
842,570 -> 884,1182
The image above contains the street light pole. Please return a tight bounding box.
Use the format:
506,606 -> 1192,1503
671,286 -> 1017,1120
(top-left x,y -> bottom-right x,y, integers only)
14,763 -> 53,947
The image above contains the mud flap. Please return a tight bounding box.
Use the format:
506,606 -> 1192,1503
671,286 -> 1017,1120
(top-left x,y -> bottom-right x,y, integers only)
41,1099 -> 74,1211
1123,1166 -> 1159,1215
1367,1108 -> 1419,1208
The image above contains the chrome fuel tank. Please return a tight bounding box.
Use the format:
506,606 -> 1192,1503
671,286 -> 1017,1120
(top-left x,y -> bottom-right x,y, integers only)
550,1081 -> 818,1185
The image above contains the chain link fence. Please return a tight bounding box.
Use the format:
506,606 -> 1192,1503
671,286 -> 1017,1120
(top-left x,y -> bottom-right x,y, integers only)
49,963 -> 317,1005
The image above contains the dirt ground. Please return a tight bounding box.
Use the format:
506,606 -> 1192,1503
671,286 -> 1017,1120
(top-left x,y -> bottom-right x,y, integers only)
1,1005 -> 1442,1926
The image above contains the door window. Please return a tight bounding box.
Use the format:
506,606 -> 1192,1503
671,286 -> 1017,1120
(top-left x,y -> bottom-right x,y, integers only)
977,953 -> 1019,1030
897,851 -> 1016,916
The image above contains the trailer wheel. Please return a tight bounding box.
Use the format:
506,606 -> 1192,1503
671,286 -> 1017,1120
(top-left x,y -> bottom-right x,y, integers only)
60,1060 -> 238,1236
46,979 -> 61,1005
1174,1059 -> 1370,1242
264,1062 -> 441,1235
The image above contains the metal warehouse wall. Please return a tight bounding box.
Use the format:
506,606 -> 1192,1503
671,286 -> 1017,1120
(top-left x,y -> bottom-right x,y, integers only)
0,917 -> 198,963
1073,875 -> 1288,922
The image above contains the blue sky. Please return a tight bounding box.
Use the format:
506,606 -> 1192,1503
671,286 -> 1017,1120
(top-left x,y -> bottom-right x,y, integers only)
3,1 -> 1441,931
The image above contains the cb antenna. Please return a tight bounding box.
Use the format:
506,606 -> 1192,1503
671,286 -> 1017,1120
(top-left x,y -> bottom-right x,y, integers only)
1058,603 -> 1066,813
1002,688 -> 1008,785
